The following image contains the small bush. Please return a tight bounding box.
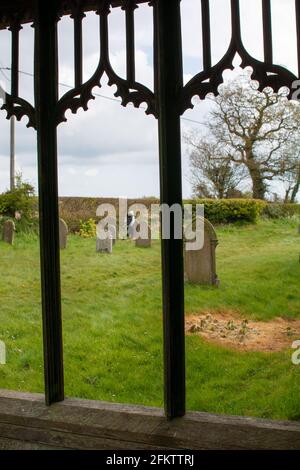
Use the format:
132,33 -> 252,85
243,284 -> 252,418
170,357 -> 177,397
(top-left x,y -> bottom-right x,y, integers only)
0,177 -> 38,233
262,203 -> 300,219
78,218 -> 97,238
185,199 -> 267,224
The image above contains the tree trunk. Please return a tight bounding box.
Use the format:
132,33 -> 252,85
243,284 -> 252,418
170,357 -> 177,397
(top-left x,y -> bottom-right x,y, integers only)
290,181 -> 300,203
284,188 -> 291,204
248,167 -> 266,199
291,168 -> 300,202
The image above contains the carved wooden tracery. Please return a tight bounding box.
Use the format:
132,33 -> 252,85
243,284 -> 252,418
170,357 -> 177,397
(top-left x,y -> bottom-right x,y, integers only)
0,0 -> 299,419
1,0 -> 299,128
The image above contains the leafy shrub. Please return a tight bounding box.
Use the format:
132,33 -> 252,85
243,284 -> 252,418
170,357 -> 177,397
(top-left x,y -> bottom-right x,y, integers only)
0,177 -> 38,233
78,218 -> 97,238
262,203 -> 300,219
185,199 -> 267,224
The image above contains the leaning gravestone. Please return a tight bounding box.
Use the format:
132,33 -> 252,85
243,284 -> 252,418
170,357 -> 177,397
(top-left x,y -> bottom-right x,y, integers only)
135,223 -> 152,248
59,218 -> 68,249
2,220 -> 15,245
185,217 -> 219,286
96,236 -> 113,254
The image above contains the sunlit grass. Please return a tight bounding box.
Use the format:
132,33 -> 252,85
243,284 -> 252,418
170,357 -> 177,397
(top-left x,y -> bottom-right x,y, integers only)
0,218 -> 299,420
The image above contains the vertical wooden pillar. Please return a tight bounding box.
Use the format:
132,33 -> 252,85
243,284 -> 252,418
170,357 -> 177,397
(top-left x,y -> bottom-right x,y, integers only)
34,0 -> 64,405
154,0 -> 185,419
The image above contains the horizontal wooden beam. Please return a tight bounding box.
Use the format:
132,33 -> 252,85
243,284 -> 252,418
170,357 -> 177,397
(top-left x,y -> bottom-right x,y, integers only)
0,390 -> 299,450
0,0 -> 148,29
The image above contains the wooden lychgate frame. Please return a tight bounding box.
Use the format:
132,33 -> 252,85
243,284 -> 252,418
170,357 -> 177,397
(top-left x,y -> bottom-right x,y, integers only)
0,0 -> 299,421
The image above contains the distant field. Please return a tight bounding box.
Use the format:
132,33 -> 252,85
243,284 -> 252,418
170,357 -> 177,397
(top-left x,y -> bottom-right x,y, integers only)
0,218 -> 300,421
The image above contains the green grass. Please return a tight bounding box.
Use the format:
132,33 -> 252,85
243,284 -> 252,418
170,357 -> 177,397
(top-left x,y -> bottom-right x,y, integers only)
0,219 -> 300,421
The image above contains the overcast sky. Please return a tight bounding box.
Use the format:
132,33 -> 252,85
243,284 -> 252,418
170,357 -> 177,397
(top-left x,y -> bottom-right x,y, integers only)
0,0 -> 298,198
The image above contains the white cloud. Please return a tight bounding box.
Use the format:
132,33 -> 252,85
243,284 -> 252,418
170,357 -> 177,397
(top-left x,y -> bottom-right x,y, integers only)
0,0 -> 298,199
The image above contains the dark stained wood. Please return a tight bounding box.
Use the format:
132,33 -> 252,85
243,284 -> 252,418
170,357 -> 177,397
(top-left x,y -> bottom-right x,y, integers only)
34,0 -> 64,405
154,0 -> 185,420
72,8 -> 85,88
124,1 -> 136,84
201,0 -> 211,70
296,0 -> 300,77
0,390 -> 299,450
0,0 -> 148,29
9,21 -> 21,97
262,0 -> 273,63
0,437 -> 62,450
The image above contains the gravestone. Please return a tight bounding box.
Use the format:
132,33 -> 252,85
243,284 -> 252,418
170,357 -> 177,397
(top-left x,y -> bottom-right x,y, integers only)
2,220 -> 15,245
135,223 -> 152,248
185,217 -> 219,286
96,236 -> 113,254
127,211 -> 135,239
59,218 -> 68,249
108,222 -> 117,245
0,340 -> 6,365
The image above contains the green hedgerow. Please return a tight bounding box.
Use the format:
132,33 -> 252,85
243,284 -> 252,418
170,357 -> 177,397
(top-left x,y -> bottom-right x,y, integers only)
184,199 -> 267,224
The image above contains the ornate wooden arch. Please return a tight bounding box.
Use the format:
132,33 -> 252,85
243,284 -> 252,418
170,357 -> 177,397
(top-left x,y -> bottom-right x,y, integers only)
0,0 -> 299,420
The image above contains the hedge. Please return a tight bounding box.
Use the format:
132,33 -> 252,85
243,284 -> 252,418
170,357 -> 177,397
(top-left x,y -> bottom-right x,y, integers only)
59,197 -> 268,230
2,195 -> 298,234
261,203 -> 300,219
185,199 -> 267,224
59,197 -> 159,233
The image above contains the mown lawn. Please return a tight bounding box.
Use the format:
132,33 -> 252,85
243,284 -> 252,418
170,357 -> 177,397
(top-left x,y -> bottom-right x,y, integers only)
0,218 -> 299,421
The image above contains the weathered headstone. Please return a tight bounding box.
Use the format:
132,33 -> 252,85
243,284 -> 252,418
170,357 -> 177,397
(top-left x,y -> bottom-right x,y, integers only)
108,223 -> 117,245
59,218 -> 68,249
96,236 -> 113,254
2,220 -> 15,245
0,340 -> 6,365
135,224 -> 152,248
185,217 -> 219,286
127,211 -> 135,239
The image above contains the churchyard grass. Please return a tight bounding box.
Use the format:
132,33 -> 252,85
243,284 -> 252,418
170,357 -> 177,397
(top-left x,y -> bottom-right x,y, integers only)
0,218 -> 300,420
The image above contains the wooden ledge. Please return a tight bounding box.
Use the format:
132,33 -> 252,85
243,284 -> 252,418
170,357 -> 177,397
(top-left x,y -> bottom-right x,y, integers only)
0,390 -> 299,450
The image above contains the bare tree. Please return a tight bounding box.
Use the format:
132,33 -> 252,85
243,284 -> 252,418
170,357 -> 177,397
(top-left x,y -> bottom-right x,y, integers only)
281,147 -> 300,203
187,137 -> 247,198
189,71 -> 300,200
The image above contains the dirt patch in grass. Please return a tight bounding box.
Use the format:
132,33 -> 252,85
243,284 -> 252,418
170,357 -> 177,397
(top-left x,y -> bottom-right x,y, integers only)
185,310 -> 300,352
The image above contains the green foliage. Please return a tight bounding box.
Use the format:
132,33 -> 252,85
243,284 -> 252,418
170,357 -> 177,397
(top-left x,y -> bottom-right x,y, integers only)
262,203 -> 300,219
78,218 -> 96,238
59,197 -> 158,233
185,198 -> 267,224
59,197 -> 300,234
0,177 -> 38,233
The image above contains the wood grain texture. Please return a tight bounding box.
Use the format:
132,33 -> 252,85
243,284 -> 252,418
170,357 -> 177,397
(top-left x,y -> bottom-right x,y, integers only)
0,390 -> 299,450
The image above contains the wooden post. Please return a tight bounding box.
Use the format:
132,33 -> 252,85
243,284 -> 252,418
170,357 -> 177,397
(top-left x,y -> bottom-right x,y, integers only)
10,116 -> 15,190
34,0 -> 64,405
154,0 -> 185,419
9,20 -> 20,191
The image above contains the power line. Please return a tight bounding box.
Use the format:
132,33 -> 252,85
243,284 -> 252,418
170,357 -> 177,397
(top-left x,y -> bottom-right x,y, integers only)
0,62 -> 10,82
0,66 -> 203,126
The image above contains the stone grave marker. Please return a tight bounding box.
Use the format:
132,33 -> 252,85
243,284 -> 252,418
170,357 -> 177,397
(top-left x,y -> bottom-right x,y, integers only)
108,221 -> 117,245
135,223 -> 152,248
59,218 -> 68,249
96,235 -> 113,254
2,220 -> 15,245
185,217 -> 219,286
